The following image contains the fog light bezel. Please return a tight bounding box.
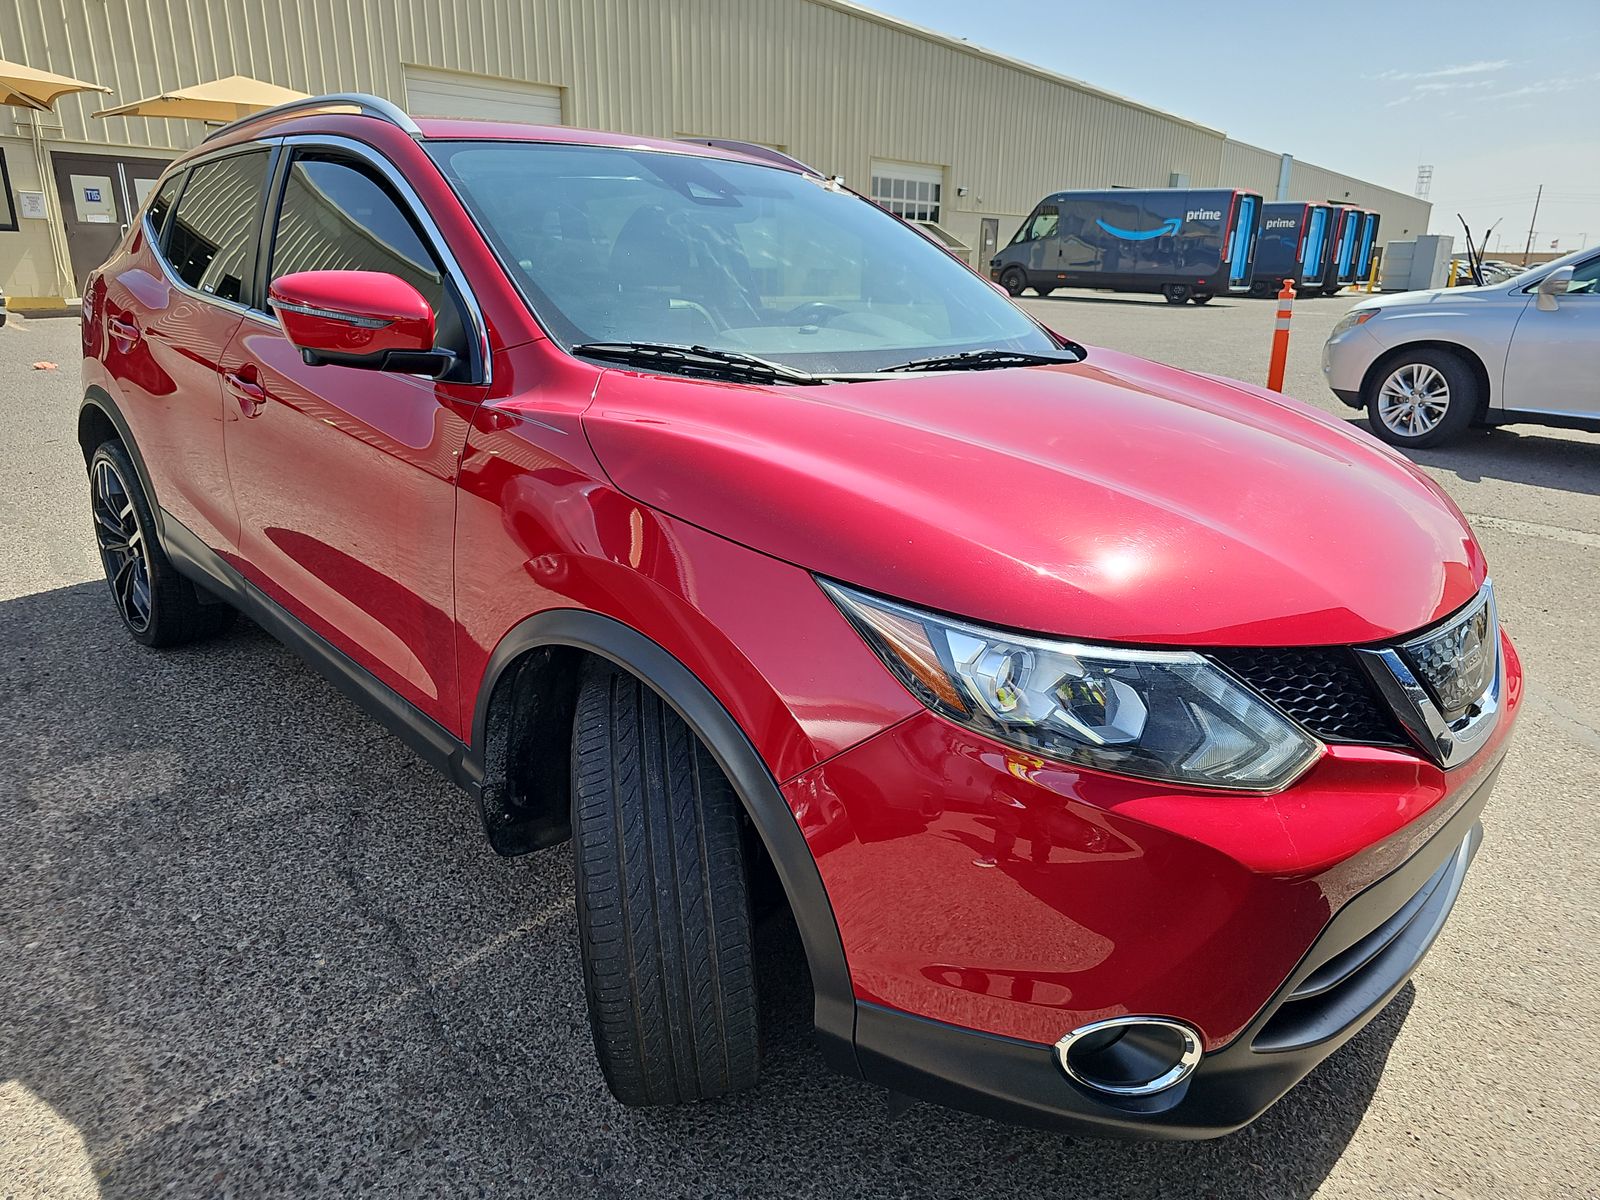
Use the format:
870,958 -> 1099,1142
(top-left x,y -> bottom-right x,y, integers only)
1054,1016 -> 1203,1098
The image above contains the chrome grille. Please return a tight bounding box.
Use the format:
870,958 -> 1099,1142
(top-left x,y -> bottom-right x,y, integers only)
1400,590 -> 1497,721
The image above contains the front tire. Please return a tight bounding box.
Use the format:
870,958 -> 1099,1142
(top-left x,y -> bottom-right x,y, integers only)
571,663 -> 760,1107
1000,267 -> 1027,298
1162,283 -> 1191,304
88,440 -> 233,647
1364,348 -> 1480,449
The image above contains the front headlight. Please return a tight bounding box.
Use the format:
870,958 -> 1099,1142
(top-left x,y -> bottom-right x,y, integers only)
822,580 -> 1321,791
1329,308 -> 1377,339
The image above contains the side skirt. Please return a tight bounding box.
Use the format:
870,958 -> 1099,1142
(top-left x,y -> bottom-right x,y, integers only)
160,514 -> 482,798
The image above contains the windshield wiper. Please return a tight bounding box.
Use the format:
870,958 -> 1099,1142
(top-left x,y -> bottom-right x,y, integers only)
572,341 -> 822,385
879,348 -> 1081,373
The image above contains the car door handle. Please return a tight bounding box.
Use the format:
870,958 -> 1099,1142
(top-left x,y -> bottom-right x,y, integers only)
223,366 -> 267,416
108,316 -> 141,346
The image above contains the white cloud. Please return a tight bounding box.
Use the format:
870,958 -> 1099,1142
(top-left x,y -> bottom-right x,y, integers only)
1481,74 -> 1598,100
1415,80 -> 1494,94
1376,59 -> 1512,81
1385,77 -> 1497,106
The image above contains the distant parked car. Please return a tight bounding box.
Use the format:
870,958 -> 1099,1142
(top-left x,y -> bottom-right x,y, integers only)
1324,245 -> 1600,447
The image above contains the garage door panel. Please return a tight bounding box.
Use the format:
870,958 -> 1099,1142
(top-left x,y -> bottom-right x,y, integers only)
403,66 -> 563,125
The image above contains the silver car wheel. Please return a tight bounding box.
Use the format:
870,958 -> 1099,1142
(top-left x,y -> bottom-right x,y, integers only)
1377,362 -> 1450,438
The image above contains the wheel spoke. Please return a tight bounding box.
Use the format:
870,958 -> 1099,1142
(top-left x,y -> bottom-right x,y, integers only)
113,557 -> 136,611
94,510 -> 129,552
129,568 -> 152,623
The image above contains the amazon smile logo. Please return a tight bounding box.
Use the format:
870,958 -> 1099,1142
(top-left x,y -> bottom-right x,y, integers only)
1095,217 -> 1182,240
1096,210 -> 1221,240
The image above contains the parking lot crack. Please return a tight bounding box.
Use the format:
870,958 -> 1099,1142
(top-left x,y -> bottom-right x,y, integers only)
331,807 -> 542,1146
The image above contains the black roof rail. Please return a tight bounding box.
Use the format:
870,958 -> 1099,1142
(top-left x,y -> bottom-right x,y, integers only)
203,92 -> 422,144
675,138 -> 823,177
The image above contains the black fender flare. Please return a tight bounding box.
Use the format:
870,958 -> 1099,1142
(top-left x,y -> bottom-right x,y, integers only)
473,607 -> 860,1076
79,387 -> 168,541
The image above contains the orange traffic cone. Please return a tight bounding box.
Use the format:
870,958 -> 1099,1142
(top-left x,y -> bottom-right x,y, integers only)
1266,278 -> 1295,393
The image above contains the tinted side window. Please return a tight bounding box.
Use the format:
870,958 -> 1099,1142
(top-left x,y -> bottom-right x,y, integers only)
269,154 -> 463,354
1564,257 -> 1600,294
166,151 -> 269,303
146,173 -> 182,245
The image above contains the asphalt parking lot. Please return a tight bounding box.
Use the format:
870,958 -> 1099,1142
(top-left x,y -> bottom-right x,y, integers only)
3,294 -> 1597,1199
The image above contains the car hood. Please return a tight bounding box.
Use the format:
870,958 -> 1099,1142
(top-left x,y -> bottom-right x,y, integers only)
1350,282 -> 1517,311
583,348 -> 1486,646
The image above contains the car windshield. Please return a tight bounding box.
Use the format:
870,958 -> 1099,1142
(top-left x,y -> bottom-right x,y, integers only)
427,140 -> 1061,374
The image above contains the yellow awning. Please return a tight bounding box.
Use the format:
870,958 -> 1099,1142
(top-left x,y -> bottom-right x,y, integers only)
94,74 -> 308,122
0,59 -> 109,111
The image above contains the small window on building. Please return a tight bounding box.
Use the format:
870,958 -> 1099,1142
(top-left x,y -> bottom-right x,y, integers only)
166,151 -> 269,303
870,160 -> 944,224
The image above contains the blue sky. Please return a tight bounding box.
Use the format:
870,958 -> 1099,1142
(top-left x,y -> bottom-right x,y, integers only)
864,0 -> 1600,252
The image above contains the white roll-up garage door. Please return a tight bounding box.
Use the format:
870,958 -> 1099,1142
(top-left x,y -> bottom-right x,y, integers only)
403,66 -> 563,125
870,158 -> 945,223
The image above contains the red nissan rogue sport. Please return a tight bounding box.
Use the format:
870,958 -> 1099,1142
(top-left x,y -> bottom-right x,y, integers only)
80,95 -> 1520,1138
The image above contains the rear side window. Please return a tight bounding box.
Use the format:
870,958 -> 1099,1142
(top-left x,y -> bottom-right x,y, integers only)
268,153 -> 464,355
166,150 -> 269,304
145,173 -> 182,243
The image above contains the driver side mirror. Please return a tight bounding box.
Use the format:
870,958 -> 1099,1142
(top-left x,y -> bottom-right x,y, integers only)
1536,266 -> 1574,311
268,270 -> 455,376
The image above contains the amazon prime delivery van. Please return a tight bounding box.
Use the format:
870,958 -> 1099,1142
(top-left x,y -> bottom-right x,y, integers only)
1250,201 -> 1338,296
1327,205 -> 1366,293
1352,210 -> 1382,287
990,188 -> 1263,304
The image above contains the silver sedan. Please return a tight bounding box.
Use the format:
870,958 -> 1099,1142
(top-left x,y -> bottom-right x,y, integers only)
1323,246 -> 1600,448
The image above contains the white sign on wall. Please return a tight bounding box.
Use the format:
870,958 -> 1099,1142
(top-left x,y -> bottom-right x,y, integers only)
18,191 -> 47,220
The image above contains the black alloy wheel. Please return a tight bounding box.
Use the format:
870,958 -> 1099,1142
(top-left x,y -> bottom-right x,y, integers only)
91,453 -> 154,634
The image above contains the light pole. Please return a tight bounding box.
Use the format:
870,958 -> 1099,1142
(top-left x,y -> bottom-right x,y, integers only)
1522,184 -> 1543,262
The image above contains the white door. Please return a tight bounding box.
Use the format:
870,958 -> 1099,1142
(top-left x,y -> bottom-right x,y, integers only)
403,66 -> 563,125
1501,254 -> 1600,417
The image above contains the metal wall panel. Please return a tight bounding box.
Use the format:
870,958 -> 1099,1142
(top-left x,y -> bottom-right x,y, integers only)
1219,139 -> 1282,198
1288,159 -> 1431,241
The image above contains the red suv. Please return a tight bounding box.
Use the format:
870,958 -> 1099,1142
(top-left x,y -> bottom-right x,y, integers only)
80,94 -> 1520,1138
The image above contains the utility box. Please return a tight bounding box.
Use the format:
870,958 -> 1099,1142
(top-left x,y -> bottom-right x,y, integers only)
1382,235 -> 1452,291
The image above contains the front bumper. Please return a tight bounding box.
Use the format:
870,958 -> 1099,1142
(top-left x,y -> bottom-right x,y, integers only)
848,767 -> 1494,1138
785,631 -> 1520,1136
1322,323 -> 1384,407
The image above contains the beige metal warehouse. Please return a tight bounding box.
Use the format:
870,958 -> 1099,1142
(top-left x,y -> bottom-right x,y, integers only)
0,0 -> 1431,308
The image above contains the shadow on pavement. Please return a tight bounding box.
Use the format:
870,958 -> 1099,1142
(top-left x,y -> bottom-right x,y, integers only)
1027,293 -> 1241,309
3,581 -> 1404,1199
1346,418 -> 1600,498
